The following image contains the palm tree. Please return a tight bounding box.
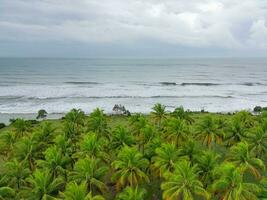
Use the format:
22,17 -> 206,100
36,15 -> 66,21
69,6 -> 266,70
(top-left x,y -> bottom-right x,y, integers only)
25,169 -> 64,200
111,126 -> 135,150
226,118 -> 248,146
247,126 -> 267,159
161,160 -> 209,200
4,159 -> 30,189
151,103 -> 167,128
152,143 -> 181,177
63,109 -> 86,148
116,186 -> 146,200
171,106 -> 194,124
77,133 -> 108,162
87,108 -> 108,137
0,186 -> 15,200
179,139 -> 201,164
227,142 -> 265,179
234,110 -> 254,128
129,114 -> 147,137
258,177 -> 267,199
13,118 -> 30,137
37,145 -> 70,179
0,131 -> 16,157
164,118 -> 188,146
111,146 -> 149,190
196,116 -> 224,148
196,151 -> 220,187
14,137 -> 38,171
65,108 -> 86,127
54,134 -> 73,157
70,157 -> 108,194
139,124 -> 155,154
33,122 -> 56,151
61,181 -> 105,200
212,163 -> 260,200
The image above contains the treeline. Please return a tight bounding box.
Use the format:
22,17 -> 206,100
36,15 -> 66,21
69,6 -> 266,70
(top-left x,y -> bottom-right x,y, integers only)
0,104 -> 267,199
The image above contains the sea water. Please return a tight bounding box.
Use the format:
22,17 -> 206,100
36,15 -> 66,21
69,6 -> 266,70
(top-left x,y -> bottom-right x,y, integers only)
0,57 -> 267,122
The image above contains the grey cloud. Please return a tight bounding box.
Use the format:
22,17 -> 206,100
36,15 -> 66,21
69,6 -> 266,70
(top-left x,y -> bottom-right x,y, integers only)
0,0 -> 267,57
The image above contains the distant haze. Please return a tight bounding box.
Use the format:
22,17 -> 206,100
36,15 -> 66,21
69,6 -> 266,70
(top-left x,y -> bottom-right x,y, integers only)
0,0 -> 267,57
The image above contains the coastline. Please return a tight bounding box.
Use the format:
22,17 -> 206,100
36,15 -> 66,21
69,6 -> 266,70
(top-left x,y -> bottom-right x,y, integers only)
0,106 -> 259,125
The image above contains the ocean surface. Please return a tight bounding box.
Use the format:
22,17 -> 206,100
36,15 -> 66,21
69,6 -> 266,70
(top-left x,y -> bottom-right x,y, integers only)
0,57 -> 267,122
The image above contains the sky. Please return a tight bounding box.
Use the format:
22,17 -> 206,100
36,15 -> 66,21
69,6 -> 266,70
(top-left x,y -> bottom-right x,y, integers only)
0,0 -> 267,57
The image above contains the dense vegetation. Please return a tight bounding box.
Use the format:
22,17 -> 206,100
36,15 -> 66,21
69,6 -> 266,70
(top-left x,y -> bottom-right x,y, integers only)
0,104 -> 267,200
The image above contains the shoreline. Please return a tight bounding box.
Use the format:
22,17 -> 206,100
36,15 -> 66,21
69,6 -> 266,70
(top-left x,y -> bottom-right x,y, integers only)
0,106 -> 261,125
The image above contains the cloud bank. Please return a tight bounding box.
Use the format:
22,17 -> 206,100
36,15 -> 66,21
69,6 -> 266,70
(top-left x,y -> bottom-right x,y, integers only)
0,0 -> 267,57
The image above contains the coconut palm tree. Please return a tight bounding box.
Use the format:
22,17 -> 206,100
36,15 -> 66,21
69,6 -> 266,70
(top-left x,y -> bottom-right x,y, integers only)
13,118 -> 30,137
196,151 -> 220,187
164,118 -> 188,146
234,110 -> 255,128
111,126 -> 135,150
61,181 -> 105,200
37,145 -> 70,179
247,126 -> 267,159
0,131 -> 16,157
65,109 -> 86,127
227,142 -> 265,179
111,146 -> 149,190
151,103 -> 167,128
87,108 -> 108,137
0,186 -> 15,200
138,124 -> 155,154
25,169 -> 64,200
115,186 -> 146,200
196,116 -> 224,148
129,114 -> 147,137
152,143 -> 181,177
171,106 -> 194,124
14,137 -> 38,171
226,118 -> 248,146
179,139 -> 202,164
33,122 -> 56,151
54,135 -> 73,157
258,177 -> 267,199
70,157 -> 108,194
212,163 -> 260,200
76,133 -> 108,162
161,160 -> 209,200
4,159 -> 30,189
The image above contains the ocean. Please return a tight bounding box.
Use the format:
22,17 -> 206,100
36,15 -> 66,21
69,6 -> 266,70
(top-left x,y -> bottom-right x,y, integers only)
0,57 -> 267,123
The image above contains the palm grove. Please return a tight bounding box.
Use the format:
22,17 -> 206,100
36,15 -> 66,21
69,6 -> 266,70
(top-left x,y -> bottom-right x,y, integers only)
0,104 -> 267,200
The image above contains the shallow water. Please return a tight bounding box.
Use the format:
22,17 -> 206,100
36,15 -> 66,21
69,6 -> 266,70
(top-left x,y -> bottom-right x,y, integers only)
0,57 -> 267,121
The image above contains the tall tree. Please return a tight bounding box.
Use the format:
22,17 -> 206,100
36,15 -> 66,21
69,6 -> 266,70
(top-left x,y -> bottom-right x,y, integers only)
116,186 -> 146,200
212,163 -> 260,200
112,146 -> 149,190
4,159 -> 30,189
13,118 -> 30,137
161,160 -> 209,200
87,108 -> 108,137
152,143 -> 181,177
37,145 -> 70,179
164,118 -> 188,146
227,142 -> 265,179
61,181 -> 105,200
247,125 -> 267,159
111,126 -> 135,150
196,116 -> 224,148
25,169 -> 64,200
151,103 -> 167,128
70,157 -> 108,194
171,106 -> 194,124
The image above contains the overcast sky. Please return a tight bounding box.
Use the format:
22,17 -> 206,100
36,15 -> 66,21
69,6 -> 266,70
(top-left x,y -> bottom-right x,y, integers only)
1,0 -> 267,57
